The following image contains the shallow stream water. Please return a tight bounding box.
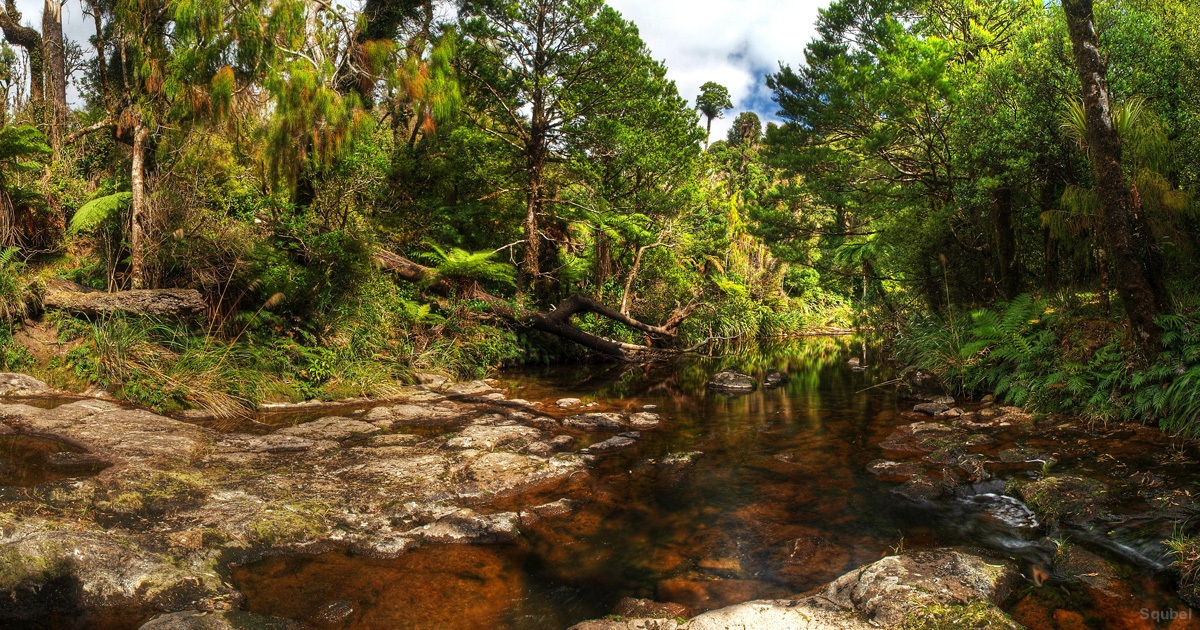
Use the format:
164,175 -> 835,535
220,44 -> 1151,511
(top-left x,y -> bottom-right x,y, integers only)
230,336 -> 1200,629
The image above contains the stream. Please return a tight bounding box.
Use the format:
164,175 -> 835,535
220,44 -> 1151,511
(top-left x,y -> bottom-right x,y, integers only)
227,336 -> 1199,629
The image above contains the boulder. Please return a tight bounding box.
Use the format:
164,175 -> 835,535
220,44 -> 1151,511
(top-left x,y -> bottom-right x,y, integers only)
822,549 -> 1020,628
42,279 -> 205,318
556,398 -> 583,408
1018,475 -> 1109,526
0,373 -> 53,397
898,369 -> 947,401
706,371 -> 756,393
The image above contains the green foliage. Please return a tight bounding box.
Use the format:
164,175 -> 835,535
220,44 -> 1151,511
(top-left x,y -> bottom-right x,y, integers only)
68,193 -> 132,234
896,296 -> 1200,435
424,245 -> 517,289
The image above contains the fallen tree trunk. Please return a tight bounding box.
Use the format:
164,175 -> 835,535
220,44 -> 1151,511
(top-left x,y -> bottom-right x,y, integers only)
41,279 -> 206,318
374,250 -> 692,362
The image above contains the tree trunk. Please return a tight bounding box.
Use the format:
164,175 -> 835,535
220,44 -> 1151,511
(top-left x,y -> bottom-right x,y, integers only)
87,0 -> 107,95
129,124 -> 150,289
42,0 -> 66,149
1062,0 -> 1165,351
374,250 -> 693,362
993,186 -> 1021,300
0,0 -> 43,110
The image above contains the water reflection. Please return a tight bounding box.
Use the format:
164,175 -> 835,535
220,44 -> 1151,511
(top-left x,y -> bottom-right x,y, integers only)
234,337 -> 1197,629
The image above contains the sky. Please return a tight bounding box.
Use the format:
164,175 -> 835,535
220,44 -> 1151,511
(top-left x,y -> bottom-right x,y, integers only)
608,0 -> 831,142
12,0 -> 831,140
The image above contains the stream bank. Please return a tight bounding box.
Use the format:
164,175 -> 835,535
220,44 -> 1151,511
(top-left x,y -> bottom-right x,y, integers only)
0,336 -> 1198,628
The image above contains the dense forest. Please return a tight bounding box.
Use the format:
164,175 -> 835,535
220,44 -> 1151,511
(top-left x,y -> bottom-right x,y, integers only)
0,0 -> 1196,434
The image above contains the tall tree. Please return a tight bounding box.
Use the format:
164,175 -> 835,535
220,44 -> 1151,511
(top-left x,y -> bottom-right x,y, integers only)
695,81 -> 731,148
460,0 -> 669,298
0,0 -> 42,107
42,0 -> 66,148
1062,0 -> 1166,351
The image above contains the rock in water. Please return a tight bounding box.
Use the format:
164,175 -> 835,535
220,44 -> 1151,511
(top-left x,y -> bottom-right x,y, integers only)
913,402 -> 950,416
706,370 -> 756,393
562,413 -> 627,431
763,370 -> 789,388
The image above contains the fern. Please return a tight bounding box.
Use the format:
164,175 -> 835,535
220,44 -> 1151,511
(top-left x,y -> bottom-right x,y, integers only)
70,192 -> 133,234
0,246 -> 24,321
424,244 -> 517,288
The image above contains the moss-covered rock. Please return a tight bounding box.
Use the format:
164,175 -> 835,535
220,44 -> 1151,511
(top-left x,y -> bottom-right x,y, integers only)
901,600 -> 1022,629
1019,475 -> 1108,526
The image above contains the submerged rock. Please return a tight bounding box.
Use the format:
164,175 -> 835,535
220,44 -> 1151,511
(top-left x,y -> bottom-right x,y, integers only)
706,371 -> 756,393
139,610 -> 301,630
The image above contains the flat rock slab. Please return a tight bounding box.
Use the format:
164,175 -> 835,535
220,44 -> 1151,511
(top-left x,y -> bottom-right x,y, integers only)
277,417 -> 380,441
445,424 -> 541,450
563,413 -> 627,431
913,402 -> 950,416
0,399 -> 210,462
364,402 -> 473,428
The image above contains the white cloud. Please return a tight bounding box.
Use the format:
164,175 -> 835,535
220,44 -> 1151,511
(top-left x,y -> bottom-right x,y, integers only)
607,0 -> 831,142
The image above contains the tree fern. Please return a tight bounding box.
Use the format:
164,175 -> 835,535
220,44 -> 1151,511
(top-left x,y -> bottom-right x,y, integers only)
69,192 -> 133,234
424,244 -> 517,288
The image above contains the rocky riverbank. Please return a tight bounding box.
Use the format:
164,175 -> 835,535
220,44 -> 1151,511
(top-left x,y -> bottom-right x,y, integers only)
2,368 -> 1198,628
0,373 -> 658,626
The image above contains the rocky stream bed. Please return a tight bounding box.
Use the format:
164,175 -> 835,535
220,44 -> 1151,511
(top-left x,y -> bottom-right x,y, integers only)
1,348 -> 1199,629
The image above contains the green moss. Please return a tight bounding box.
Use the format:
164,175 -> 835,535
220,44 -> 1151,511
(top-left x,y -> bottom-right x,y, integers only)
0,546 -> 68,592
901,600 -> 1020,630
100,469 -> 210,518
246,504 -> 328,545
1020,476 -> 1106,525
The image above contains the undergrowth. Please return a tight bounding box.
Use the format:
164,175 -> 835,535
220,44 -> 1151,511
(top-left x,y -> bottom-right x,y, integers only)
894,294 -> 1200,436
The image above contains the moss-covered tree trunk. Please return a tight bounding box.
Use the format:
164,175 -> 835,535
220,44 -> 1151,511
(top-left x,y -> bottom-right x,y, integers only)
1062,0 -> 1166,352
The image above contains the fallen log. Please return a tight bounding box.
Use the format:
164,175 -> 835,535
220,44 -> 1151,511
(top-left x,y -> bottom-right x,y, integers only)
375,250 -> 691,362
41,279 -> 206,319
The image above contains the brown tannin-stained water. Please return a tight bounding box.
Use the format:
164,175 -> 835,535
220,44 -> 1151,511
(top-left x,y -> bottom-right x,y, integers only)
232,337 -> 1200,629
0,434 -> 109,487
